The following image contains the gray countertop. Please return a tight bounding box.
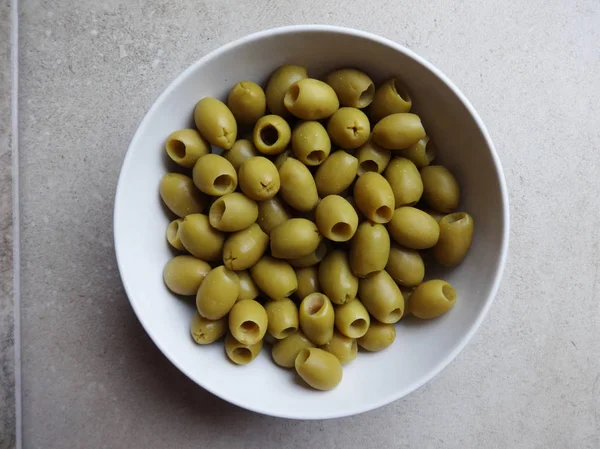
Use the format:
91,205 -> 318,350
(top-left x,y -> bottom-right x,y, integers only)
2,0 -> 600,448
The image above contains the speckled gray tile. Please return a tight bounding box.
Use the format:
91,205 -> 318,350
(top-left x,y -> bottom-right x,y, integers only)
0,0 -> 15,448
18,0 -> 600,448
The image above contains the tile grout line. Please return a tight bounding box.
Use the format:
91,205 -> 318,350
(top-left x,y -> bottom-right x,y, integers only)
11,0 -> 22,447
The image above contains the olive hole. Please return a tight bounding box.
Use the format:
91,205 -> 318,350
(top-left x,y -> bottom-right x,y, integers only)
392,79 -> 411,103
374,205 -> 393,223
213,174 -> 234,193
388,308 -> 403,322
167,139 -> 186,160
445,213 -> 467,224
166,220 -> 181,243
350,318 -> 368,335
425,139 -> 437,162
295,348 -> 311,366
240,321 -> 260,338
279,326 -> 297,339
286,84 -> 301,105
358,83 -> 375,107
232,347 -> 252,363
210,200 -> 226,224
358,160 -> 379,175
307,150 -> 326,164
260,125 -> 279,146
306,296 -> 325,315
331,222 -> 352,241
442,284 -> 456,302
284,288 -> 297,298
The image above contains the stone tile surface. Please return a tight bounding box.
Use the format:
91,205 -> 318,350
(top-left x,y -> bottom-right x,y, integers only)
0,0 -> 15,448
18,0 -> 600,448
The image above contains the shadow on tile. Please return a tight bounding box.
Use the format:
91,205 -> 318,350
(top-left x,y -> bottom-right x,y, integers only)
111,291 -> 275,427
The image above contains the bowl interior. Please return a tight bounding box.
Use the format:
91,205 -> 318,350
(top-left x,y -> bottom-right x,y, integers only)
114,26 -> 508,419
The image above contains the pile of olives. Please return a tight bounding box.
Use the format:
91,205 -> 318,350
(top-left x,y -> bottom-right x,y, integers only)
159,65 -> 474,391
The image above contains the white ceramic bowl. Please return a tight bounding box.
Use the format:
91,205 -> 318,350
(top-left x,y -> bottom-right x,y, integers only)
114,25 -> 509,419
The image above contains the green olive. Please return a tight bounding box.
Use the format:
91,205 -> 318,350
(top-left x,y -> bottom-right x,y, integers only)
349,221 -> 390,277
196,266 -> 240,320
410,279 -> 457,319
324,68 -> 375,108
369,78 -> 412,123
209,192 -> 258,232
237,270 -> 260,301
433,212 -> 474,266
227,81 -> 266,125
163,255 -> 211,296
384,157 -> 423,207
256,196 -> 292,234
222,223 -> 269,271
225,332 -> 263,365
334,299 -> 370,338
357,321 -> 396,351
274,147 -> 294,170
270,218 -> 322,259
224,139 -> 260,170
327,107 -> 370,150
228,299 -> 268,345
318,250 -> 358,305
271,331 -> 314,368
190,312 -> 227,345
388,206 -> 440,249
399,136 -> 436,168
314,150 -> 359,197
159,173 -> 206,218
179,214 -> 225,262
238,156 -> 280,201
265,298 -> 299,340
278,157 -> 319,212
385,244 -> 425,287
288,240 -> 328,268
299,293 -> 335,345
192,154 -> 238,196
420,165 -> 460,213
353,172 -> 395,223
295,347 -> 342,391
166,218 -> 185,251
284,78 -> 340,120
295,266 -> 321,299
250,255 -> 298,300
320,331 -> 357,365
358,270 -> 404,323
165,128 -> 211,168
315,195 -> 358,242
291,121 -> 331,166
372,113 -> 426,150
266,64 -> 308,117
193,97 -> 237,149
356,135 -> 391,175
253,114 -> 291,155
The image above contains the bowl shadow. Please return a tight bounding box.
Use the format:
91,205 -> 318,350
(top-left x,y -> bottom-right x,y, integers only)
114,294 -> 267,428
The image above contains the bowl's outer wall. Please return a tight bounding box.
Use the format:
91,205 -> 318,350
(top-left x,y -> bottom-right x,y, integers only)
114,26 -> 508,419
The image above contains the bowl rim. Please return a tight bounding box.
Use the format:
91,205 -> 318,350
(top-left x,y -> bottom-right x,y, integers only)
113,24 -> 510,420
